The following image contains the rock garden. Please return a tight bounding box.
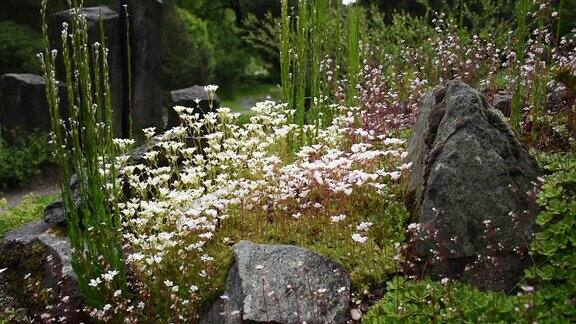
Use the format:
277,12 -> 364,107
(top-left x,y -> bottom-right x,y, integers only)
0,0 -> 575,323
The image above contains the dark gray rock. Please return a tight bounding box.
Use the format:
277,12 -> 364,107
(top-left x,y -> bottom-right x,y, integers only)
44,200 -> 66,226
167,86 -> 220,129
0,74 -> 67,142
0,221 -> 79,321
127,0 -> 164,139
50,6 -> 124,137
43,176 -> 81,227
405,80 -> 540,292
202,241 -> 350,324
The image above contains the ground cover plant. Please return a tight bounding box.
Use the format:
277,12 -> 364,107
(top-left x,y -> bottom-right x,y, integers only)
1,0 -> 575,322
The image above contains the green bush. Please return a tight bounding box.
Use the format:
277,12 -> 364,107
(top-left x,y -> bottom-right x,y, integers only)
0,21 -> 43,75
161,5 -> 215,90
0,132 -> 54,191
364,153 -> 576,323
0,194 -> 58,239
207,10 -> 251,98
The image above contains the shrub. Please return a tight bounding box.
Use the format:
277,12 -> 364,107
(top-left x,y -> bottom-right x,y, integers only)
0,132 -> 54,191
161,5 -> 214,90
207,11 -> 251,98
0,21 -> 43,75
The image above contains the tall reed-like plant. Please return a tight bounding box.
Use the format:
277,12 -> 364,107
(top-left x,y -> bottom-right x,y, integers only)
510,0 -> 532,131
279,0 -> 362,147
39,0 -> 127,309
346,3 -> 361,106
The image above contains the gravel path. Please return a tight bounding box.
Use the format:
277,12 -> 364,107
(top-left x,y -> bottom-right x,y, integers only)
1,172 -> 60,211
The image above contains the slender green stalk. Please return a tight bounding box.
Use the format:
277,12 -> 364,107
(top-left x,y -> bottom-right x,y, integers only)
310,0 -> 327,131
295,0 -> 309,130
510,0 -> 531,131
123,4 -> 133,139
556,0 -> 564,40
40,1 -> 127,310
280,0 -> 292,111
346,4 -> 361,107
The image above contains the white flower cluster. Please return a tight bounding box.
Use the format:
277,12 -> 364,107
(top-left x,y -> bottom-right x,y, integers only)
104,98 -> 409,315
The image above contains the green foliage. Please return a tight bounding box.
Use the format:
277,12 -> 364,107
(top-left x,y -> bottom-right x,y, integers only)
0,21 -> 43,75
553,66 -> 576,93
365,153 -> 576,323
161,2 -> 252,98
0,194 -> 58,239
363,277 -> 537,323
366,10 -> 435,83
523,152 -> 576,319
280,0 -> 364,148
207,11 -> 251,98
0,132 -> 53,191
557,0 -> 576,38
161,5 -> 214,91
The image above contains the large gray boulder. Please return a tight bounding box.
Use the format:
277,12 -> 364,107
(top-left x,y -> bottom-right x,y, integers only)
405,80 -> 540,292
50,6 -> 124,137
167,85 -> 220,129
0,221 -> 79,321
0,74 -> 67,142
202,241 -> 350,324
127,0 -> 164,139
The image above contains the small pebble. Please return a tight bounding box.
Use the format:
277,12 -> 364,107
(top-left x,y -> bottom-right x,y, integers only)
350,308 -> 362,321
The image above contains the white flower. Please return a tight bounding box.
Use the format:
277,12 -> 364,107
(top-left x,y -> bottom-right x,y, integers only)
330,214 -> 346,223
102,270 -> 119,282
352,233 -> 368,244
204,84 -> 219,93
521,285 -> 534,293
164,280 -> 174,287
142,127 -> 156,138
89,277 -> 102,287
356,222 -> 373,231
205,84 -> 219,99
342,0 -> 357,6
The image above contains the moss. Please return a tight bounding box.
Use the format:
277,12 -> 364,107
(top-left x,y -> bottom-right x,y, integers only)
0,194 -> 58,240
199,183 -> 410,311
2,241 -> 52,319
